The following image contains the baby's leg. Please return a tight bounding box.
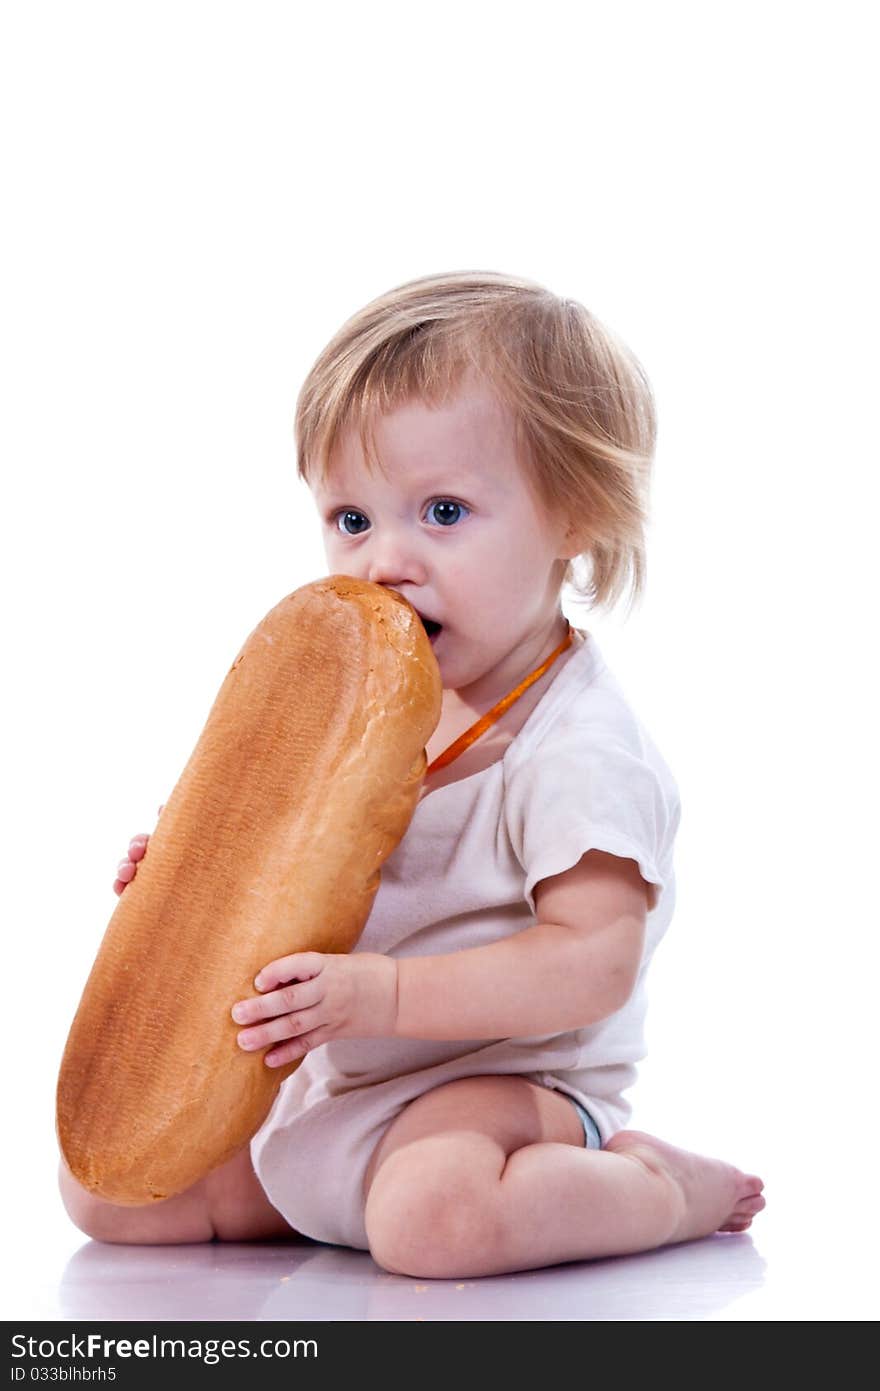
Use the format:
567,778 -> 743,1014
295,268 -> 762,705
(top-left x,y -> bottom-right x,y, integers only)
58,1146 -> 299,1245
363,1077 -> 766,1279
495,1126 -> 766,1269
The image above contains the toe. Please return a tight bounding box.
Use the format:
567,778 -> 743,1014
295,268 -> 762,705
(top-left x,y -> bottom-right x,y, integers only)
720,1217 -> 753,1232
720,1188 -> 766,1233
742,1192 -> 766,1212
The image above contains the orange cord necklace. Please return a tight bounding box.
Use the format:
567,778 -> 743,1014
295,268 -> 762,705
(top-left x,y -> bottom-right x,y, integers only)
425,622 -> 574,775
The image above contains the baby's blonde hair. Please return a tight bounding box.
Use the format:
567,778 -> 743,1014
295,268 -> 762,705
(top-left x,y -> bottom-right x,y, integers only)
295,270 -> 656,618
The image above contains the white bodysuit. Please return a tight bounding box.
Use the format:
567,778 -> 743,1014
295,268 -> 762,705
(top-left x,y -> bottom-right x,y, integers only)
249,626 -> 681,1249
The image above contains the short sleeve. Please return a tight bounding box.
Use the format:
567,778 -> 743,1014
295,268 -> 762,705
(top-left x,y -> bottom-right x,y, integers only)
503,732 -> 678,917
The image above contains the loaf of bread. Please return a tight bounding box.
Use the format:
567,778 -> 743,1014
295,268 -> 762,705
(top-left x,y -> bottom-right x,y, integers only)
56,576 -> 442,1205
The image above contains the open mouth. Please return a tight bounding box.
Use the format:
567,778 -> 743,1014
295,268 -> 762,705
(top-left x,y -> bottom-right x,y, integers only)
417,613 -> 443,642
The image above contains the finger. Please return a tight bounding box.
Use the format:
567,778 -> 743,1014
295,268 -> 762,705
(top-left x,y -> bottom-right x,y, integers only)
265,1027 -> 332,1067
232,976 -> 322,1025
157,803 -> 165,819
254,951 -> 324,993
113,879 -> 126,896
128,836 -> 149,862
116,859 -> 136,884
236,1003 -> 325,1054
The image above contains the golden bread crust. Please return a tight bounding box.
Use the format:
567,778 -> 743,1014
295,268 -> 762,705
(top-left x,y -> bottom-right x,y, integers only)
56,577 -> 441,1204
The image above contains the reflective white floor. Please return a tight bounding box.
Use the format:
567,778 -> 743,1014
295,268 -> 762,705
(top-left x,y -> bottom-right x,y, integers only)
5,1140 -> 877,1322
20,1231 -> 768,1323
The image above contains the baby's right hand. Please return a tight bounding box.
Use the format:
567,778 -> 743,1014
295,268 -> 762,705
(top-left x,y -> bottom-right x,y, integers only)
113,804 -> 165,895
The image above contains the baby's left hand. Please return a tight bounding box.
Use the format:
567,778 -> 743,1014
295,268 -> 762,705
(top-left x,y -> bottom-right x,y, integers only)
231,951 -> 398,1067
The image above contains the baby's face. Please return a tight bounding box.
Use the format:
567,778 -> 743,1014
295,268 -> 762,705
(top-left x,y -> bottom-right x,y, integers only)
310,376 -> 574,691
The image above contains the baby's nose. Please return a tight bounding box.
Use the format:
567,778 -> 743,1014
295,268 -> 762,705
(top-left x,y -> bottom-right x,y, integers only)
366,549 -> 428,590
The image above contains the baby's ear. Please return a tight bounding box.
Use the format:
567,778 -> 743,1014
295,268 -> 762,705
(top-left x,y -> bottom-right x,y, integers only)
560,520 -> 586,558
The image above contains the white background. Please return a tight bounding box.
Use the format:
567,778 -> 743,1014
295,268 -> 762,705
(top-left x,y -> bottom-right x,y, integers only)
2,0 -> 877,1320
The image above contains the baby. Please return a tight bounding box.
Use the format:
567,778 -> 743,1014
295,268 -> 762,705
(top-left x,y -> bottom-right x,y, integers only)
60,270 -> 765,1278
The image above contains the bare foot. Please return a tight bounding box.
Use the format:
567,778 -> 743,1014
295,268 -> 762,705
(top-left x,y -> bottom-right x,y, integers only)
604,1129 -> 766,1244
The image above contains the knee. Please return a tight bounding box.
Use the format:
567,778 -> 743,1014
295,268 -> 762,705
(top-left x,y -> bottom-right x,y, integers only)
57,1159 -> 135,1244
364,1152 -> 502,1279
56,1157 -> 214,1245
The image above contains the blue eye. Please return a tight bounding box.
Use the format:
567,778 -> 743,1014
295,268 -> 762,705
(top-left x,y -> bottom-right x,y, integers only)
426,499 -> 468,527
335,510 -> 369,536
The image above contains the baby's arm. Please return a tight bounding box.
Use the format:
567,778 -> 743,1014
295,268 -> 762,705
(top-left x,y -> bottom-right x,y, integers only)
394,849 -> 648,1040
226,849 -> 646,1067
